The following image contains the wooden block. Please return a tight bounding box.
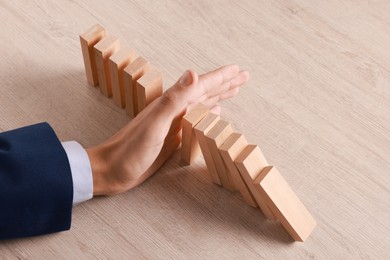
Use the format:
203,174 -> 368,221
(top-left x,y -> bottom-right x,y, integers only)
79,24 -> 106,86
94,35 -> 120,97
205,120 -> 235,191
254,166 -> 316,241
109,47 -> 138,107
123,56 -> 150,117
235,145 -> 276,220
193,113 -> 221,185
219,133 -> 258,207
181,103 -> 209,165
136,67 -> 163,112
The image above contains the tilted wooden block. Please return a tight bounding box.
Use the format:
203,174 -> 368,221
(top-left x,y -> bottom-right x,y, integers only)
123,56 -> 150,117
94,35 -> 120,97
136,67 -> 163,112
235,145 -> 276,220
79,24 -> 106,86
254,166 -> 316,241
193,113 -> 221,185
109,47 -> 138,108
181,103 -> 209,165
205,120 -> 235,191
219,133 -> 258,207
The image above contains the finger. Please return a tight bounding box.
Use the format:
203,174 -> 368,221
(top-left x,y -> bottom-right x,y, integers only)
143,70 -> 198,141
206,69 -> 249,98
202,87 -> 240,107
209,103 -> 221,115
199,64 -> 239,95
197,70 -> 249,104
158,69 -> 198,113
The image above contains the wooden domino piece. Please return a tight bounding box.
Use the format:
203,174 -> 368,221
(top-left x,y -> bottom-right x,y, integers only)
219,133 -> 258,207
109,47 -> 138,107
181,103 -> 209,165
79,24 -> 106,86
253,166 -> 316,241
94,35 -> 120,97
123,56 -> 150,117
193,113 -> 221,185
235,145 -> 276,220
136,67 -> 163,112
205,120 -> 235,191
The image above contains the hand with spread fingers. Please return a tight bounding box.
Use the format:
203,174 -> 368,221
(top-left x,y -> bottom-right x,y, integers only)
87,64 -> 250,196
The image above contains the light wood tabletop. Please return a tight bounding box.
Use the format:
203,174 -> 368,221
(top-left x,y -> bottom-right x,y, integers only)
1,0 -> 389,259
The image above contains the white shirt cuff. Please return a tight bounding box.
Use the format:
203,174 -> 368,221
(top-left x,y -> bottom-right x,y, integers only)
61,141 -> 93,205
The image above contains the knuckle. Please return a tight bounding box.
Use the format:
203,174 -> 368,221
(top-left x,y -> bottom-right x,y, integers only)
160,89 -> 177,105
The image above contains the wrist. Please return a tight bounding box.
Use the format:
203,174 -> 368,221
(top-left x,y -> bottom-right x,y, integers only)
86,144 -> 117,196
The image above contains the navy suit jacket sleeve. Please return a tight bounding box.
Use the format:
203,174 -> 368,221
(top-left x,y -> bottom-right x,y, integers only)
0,123 -> 73,240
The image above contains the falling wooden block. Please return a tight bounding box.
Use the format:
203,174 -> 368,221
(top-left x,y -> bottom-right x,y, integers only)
123,56 -> 150,117
94,35 -> 120,97
136,67 -> 163,112
235,145 -> 276,220
254,166 -> 316,241
181,103 -> 209,165
205,120 -> 235,191
194,113 -> 221,185
219,133 -> 258,207
79,24 -> 106,86
108,47 -> 138,108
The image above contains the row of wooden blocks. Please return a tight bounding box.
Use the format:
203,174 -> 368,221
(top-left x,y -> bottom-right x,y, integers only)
79,24 -> 316,242
181,104 -> 316,242
79,24 -> 162,116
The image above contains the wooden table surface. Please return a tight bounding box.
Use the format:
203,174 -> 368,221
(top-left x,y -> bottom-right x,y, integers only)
1,0 -> 389,259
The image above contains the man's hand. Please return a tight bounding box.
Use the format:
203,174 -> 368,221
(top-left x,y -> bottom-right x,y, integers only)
87,64 -> 249,196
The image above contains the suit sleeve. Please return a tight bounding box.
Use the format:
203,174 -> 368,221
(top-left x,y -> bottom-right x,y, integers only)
0,122 -> 73,239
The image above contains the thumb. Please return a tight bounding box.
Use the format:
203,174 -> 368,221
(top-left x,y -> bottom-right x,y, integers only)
158,69 -> 199,118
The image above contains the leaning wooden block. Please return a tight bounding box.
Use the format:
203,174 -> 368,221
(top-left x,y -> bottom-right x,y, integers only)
254,166 -> 316,241
123,56 -> 150,117
109,47 -> 138,108
219,133 -> 258,207
79,24 -> 106,86
235,145 -> 276,220
136,67 -> 163,112
193,113 -> 221,185
205,120 -> 235,191
181,103 -> 209,165
94,35 -> 120,97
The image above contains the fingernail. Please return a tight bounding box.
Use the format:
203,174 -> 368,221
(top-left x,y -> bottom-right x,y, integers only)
179,71 -> 193,86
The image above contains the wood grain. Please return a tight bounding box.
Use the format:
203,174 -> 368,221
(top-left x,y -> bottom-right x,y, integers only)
123,56 -> 150,117
219,133 -> 258,208
79,24 -> 105,86
0,0 -> 389,258
205,119 -> 235,191
136,66 -> 163,112
235,145 -> 276,220
181,103 -> 209,165
254,166 -> 317,241
108,47 -> 138,107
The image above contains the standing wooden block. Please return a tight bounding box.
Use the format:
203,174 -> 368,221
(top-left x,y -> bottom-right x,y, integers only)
181,103 -> 209,165
79,24 -> 106,86
205,120 -> 235,191
219,133 -> 258,207
235,145 -> 276,220
193,113 -> 221,185
123,56 -> 150,117
136,67 -> 163,112
94,35 -> 120,97
254,166 -> 316,241
109,47 -> 138,108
